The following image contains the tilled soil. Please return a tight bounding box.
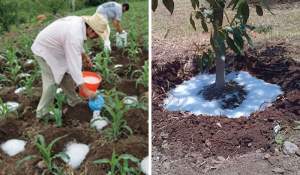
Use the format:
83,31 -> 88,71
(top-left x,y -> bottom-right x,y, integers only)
0,44 -> 148,174
152,38 -> 300,174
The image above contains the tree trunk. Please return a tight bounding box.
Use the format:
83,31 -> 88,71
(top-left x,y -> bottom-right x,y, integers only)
212,0 -> 225,89
72,0 -> 75,12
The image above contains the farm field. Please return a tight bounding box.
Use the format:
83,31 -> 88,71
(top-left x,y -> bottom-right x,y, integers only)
0,1 -> 149,175
152,0 -> 300,174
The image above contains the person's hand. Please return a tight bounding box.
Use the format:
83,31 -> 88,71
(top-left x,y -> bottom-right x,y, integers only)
84,57 -> 92,68
82,88 -> 96,100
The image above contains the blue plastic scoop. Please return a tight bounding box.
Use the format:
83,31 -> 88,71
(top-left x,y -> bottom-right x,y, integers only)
89,95 -> 105,111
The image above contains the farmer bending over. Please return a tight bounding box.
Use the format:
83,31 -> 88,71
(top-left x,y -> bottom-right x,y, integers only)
96,2 -> 129,51
31,13 -> 109,119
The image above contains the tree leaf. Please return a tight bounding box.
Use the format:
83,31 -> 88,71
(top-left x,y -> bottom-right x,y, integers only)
216,36 -> 226,61
227,0 -> 239,10
226,34 -> 241,55
260,0 -> 274,14
190,13 -> 196,31
195,11 -> 204,19
208,49 -> 214,67
191,0 -> 196,10
255,5 -> 263,16
163,0 -> 174,15
225,26 -> 234,34
241,2 -> 249,23
233,28 -> 244,53
201,18 -> 208,32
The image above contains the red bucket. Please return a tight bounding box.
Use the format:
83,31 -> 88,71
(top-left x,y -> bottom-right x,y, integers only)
79,72 -> 102,98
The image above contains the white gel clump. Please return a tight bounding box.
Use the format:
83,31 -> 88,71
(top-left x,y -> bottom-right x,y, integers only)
90,110 -> 108,130
62,142 -> 90,168
83,76 -> 100,84
123,96 -> 138,105
14,87 -> 26,94
1,139 -> 26,156
141,156 -> 149,175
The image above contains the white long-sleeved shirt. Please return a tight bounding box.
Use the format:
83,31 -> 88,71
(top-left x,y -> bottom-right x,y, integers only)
31,16 -> 86,86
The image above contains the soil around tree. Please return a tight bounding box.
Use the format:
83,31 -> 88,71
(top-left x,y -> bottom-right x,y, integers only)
152,38 -> 300,174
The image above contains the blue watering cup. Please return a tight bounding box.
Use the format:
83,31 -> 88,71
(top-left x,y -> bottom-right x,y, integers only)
89,95 -> 105,111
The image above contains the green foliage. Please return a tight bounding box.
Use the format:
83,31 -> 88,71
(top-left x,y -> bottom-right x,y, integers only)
85,0 -> 109,6
254,25 -> 273,33
0,0 -> 18,31
93,52 -> 120,85
16,134 -> 69,174
92,148 -> 141,175
99,90 -> 133,139
0,98 -> 18,120
43,85 -> 67,127
19,73 -> 38,98
131,60 -> 148,88
122,42 -> 142,63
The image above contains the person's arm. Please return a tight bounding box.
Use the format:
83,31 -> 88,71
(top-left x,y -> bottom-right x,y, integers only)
111,18 -> 122,34
82,53 -> 92,68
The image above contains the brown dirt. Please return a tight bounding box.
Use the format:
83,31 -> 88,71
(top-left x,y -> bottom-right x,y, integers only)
152,36 -> 300,174
0,38 -> 148,174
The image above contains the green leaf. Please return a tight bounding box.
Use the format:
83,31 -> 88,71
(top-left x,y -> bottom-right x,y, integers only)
241,2 -> 249,24
152,0 -> 158,12
47,134 -> 68,155
260,0 -> 274,14
191,0 -> 196,9
117,154 -> 140,163
233,28 -> 244,53
216,36 -> 226,61
190,13 -> 196,31
201,19 -> 208,32
208,49 -> 214,67
92,158 -> 111,164
228,0 -> 240,10
294,125 -> 300,130
195,11 -> 204,19
163,0 -> 174,15
255,5 -> 263,16
226,35 -> 242,54
225,26 -> 234,34
53,152 -> 70,162
16,155 -> 43,169
275,133 -> 284,145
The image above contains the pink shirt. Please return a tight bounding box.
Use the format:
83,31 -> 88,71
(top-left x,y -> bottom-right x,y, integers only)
31,16 -> 86,85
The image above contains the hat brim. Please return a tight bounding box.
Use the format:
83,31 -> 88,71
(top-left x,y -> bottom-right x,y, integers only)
81,16 -> 109,41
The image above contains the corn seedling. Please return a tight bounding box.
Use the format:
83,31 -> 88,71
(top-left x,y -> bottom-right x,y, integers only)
92,148 -> 140,175
0,98 -> 18,120
131,61 -> 148,88
123,65 -> 132,78
0,74 -> 13,88
122,42 -> 142,63
95,90 -> 133,139
16,134 -> 70,175
93,53 -> 120,85
19,73 -> 37,98
84,38 -> 93,56
43,85 -> 67,127
143,35 -> 148,50
18,35 -> 34,58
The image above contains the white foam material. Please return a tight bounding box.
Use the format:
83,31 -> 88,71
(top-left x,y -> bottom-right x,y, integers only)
114,64 -> 123,68
83,76 -> 100,84
0,102 -> 20,111
56,88 -> 62,94
91,111 -> 108,130
14,87 -> 26,94
1,139 -> 26,156
123,96 -> 138,105
18,73 -> 31,77
62,142 -> 90,168
25,59 -> 34,64
164,71 -> 283,118
141,156 -> 149,175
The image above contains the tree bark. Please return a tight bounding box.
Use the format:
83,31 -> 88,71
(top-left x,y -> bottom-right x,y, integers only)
212,0 -> 225,89
72,0 -> 75,12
